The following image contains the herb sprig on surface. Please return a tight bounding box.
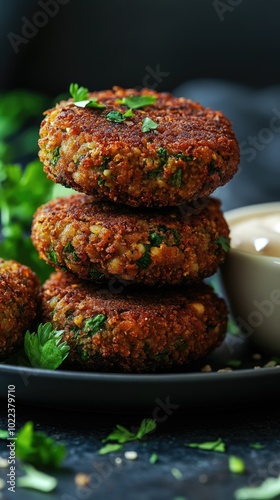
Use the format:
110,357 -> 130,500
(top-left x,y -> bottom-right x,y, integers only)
24,323 -> 69,370
99,418 -> 157,455
69,83 -> 105,109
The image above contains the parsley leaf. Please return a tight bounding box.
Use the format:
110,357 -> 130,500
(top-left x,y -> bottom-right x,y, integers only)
24,323 -> 69,370
186,438 -> 226,452
69,83 -> 89,101
234,476 -> 280,499
117,95 -> 157,109
215,236 -> 230,252
149,452 -> 158,464
98,443 -> 123,455
142,117 -> 158,133
249,443 -> 265,450
229,455 -> 246,474
106,110 -> 126,123
73,98 -> 106,109
17,465 -> 57,492
99,418 -> 156,455
16,421 -> 66,469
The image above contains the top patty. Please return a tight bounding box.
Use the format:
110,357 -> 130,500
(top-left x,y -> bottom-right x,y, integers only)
39,87 -> 239,207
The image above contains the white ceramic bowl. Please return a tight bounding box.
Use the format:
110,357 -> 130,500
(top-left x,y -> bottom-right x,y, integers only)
219,201 -> 280,355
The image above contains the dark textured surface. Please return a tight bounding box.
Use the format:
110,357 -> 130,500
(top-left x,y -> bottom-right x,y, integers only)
1,401 -> 280,499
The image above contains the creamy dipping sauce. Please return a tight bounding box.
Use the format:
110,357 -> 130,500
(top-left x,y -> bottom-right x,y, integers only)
229,211 -> 280,257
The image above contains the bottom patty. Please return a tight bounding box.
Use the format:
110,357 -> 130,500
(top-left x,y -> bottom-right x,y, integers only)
40,272 -> 228,373
0,259 -> 40,360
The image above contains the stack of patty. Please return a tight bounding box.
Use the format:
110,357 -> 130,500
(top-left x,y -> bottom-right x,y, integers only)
32,87 -> 239,373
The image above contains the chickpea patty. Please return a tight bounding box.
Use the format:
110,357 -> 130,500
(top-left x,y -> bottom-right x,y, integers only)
0,259 -> 40,360
40,272 -> 228,373
38,87 -> 239,207
31,194 -> 230,286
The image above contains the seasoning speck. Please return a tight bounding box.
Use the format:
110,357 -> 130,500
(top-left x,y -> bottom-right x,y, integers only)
75,473 -> 91,487
124,451 -> 138,461
201,364 -> 212,372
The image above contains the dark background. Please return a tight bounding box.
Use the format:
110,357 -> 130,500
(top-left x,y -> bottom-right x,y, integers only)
1,0 -> 280,96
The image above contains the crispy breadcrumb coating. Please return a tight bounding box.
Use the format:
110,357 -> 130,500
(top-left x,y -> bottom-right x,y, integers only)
31,194 -> 230,286
38,87 -> 239,207
40,272 -> 228,373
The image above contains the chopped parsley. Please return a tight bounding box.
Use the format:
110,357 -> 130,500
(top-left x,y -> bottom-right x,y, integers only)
234,476 -> 280,499
142,117 -> 158,133
149,231 -> 165,247
169,168 -> 183,188
69,83 -> 105,109
117,95 -> 157,109
136,244 -> 152,269
157,147 -> 169,165
69,83 -> 89,101
17,465 -> 58,493
106,110 -> 126,123
24,323 -> 69,370
74,98 -> 106,109
249,443 -> 265,450
63,242 -> 78,261
215,236 -> 230,252
46,245 -> 58,265
149,452 -> 158,464
229,455 -> 246,474
84,314 -> 106,335
99,418 -> 156,455
186,438 -> 226,453
51,146 -> 60,166
16,420 -> 66,468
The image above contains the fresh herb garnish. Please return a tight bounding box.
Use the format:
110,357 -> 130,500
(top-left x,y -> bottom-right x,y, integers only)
171,468 -> 183,480
73,98 -> 106,110
142,117 -> 158,133
229,455 -> 245,474
215,236 -> 230,252
84,314 -> 106,335
17,465 -> 57,492
98,443 -> 123,456
106,110 -> 126,123
117,95 -> 157,109
234,476 -> 280,499
149,452 -> 158,464
249,443 -> 266,450
186,438 -> 226,453
16,421 -> 66,468
69,83 -> 105,109
69,83 -> 89,102
98,418 -> 156,455
24,323 -> 69,370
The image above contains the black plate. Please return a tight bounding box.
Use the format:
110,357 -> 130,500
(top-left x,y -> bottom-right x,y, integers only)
1,334 -> 279,413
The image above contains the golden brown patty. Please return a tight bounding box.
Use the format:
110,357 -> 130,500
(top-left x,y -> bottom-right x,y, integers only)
40,272 -> 228,373
0,259 -> 40,360
38,87 -> 239,207
31,194 -> 230,286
